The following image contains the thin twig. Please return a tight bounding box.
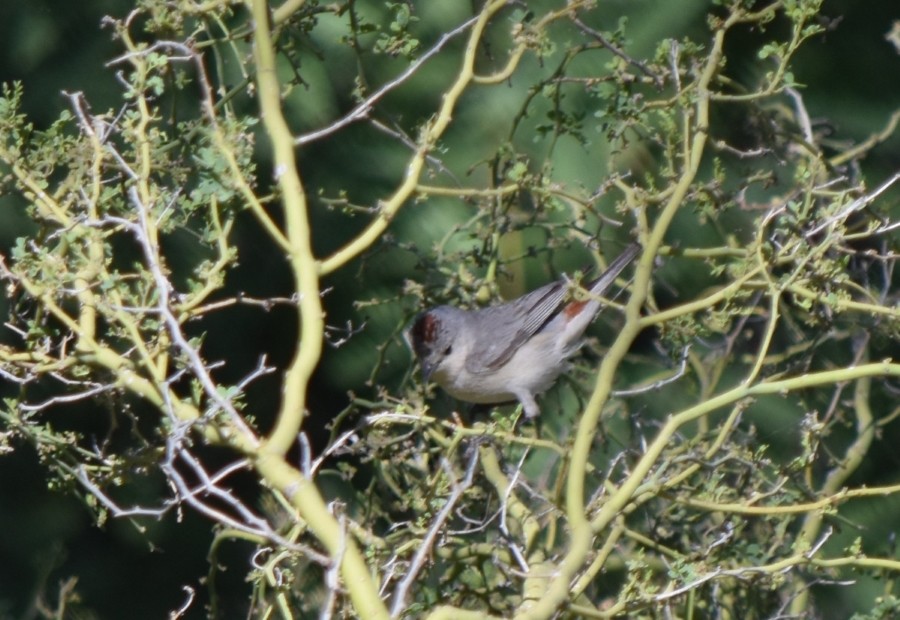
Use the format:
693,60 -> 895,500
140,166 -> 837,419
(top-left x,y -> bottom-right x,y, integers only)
295,16 -> 479,146
389,448 -> 480,615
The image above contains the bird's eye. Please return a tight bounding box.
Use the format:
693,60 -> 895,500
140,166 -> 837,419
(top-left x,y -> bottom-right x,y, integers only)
443,345 -> 452,355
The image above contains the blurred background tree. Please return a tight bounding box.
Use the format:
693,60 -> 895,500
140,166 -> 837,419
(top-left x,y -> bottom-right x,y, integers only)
0,0 -> 898,618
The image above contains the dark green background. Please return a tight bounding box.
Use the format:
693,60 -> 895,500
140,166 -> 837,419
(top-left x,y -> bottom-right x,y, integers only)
0,1 -> 898,618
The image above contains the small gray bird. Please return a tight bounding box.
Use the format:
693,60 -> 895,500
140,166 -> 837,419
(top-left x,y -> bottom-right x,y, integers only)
409,243 -> 640,418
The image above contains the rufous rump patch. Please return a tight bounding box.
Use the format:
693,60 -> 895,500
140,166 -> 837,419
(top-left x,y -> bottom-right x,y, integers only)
563,299 -> 588,319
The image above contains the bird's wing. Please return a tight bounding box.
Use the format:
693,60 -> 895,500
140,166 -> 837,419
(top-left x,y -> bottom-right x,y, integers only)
465,280 -> 568,374
464,243 -> 641,375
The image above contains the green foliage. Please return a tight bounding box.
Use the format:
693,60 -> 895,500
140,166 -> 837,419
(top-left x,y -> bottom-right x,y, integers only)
1,0 -> 899,618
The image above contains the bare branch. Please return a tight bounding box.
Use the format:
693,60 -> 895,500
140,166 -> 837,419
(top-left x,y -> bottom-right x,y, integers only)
295,16 -> 479,146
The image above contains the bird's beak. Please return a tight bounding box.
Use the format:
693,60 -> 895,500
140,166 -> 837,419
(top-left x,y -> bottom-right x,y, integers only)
404,325 -> 430,380
420,360 -> 435,382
